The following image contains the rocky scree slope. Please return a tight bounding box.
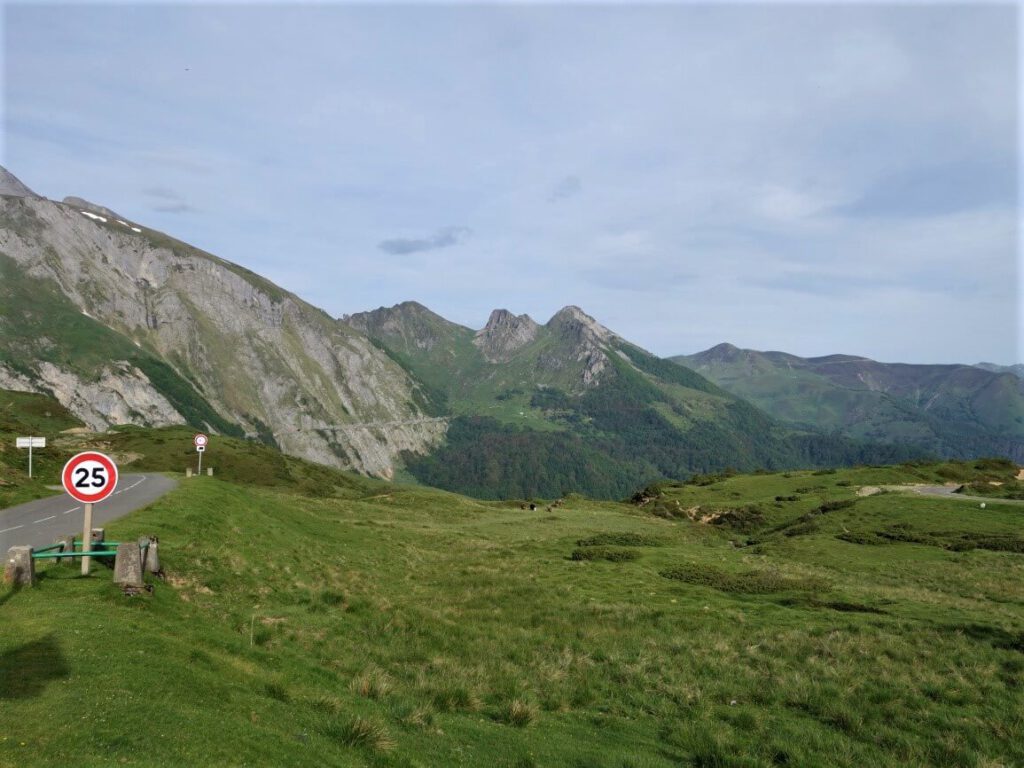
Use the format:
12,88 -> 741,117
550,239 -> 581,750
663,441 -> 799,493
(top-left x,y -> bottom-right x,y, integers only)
0,168 -> 443,477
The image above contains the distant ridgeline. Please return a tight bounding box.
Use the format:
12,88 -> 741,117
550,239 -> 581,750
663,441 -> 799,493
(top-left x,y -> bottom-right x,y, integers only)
1,164 -> 1017,501
347,303 -> 927,499
673,344 -> 1024,466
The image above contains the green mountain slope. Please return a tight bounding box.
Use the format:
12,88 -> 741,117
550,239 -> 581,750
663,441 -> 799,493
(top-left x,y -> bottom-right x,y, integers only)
674,344 -> 1024,462
347,305 -> 923,498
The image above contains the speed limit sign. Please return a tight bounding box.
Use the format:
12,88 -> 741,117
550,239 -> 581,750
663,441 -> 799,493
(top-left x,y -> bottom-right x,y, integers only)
62,451 -> 118,504
62,451 -> 119,576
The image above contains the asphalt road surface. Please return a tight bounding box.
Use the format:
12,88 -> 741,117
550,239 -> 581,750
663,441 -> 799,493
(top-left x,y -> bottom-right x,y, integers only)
0,473 -> 177,553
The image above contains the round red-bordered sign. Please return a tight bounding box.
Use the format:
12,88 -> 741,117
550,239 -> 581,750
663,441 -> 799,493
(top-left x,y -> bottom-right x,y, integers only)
194,433 -> 208,448
62,451 -> 118,504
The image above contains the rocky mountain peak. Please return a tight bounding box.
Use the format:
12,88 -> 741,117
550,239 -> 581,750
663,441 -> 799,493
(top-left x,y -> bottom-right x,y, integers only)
0,166 -> 40,199
699,342 -> 744,362
546,305 -> 614,345
474,308 -> 540,363
345,301 -> 468,355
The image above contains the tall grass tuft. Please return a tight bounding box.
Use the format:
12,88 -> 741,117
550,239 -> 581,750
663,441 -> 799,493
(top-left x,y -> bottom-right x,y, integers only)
501,698 -> 537,727
350,668 -> 392,699
321,715 -> 396,753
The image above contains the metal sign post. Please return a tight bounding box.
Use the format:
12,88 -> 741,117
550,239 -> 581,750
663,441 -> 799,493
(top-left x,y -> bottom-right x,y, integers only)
61,451 -> 119,576
15,436 -> 46,478
194,433 -> 208,476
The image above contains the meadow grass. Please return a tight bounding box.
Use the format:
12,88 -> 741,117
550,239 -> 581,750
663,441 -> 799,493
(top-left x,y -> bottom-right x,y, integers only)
1,456 -> 1022,766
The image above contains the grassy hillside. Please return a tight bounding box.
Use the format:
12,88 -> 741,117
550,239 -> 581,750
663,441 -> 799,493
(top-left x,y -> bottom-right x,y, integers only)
0,390 -> 83,507
3,436 -> 1022,767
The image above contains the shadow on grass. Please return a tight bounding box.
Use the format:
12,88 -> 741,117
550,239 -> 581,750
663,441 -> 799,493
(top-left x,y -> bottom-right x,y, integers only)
0,634 -> 70,699
0,582 -> 23,608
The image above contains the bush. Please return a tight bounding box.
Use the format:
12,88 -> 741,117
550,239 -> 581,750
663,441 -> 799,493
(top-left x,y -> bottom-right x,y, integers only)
837,532 -> 885,546
576,532 -> 661,547
707,505 -> 766,533
660,563 -> 824,594
571,547 -> 640,562
783,521 -> 819,537
817,499 -> 856,513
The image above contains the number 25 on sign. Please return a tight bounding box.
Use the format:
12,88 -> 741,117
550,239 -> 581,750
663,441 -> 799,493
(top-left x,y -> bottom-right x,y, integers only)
62,451 -> 118,575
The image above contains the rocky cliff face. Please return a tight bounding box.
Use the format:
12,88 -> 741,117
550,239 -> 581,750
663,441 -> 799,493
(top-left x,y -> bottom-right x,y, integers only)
0,361 -> 185,431
0,169 -> 444,477
540,305 -> 619,388
473,309 -> 539,363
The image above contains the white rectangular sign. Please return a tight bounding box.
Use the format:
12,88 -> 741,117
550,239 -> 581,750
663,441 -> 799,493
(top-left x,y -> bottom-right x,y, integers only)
16,437 -> 46,448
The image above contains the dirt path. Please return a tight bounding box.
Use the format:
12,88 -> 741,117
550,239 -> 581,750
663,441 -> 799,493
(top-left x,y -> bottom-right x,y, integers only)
874,483 -> 1024,506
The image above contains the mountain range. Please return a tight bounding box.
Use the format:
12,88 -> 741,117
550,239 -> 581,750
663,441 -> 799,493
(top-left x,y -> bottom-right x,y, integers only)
0,166 -> 1019,498
674,344 -> 1024,463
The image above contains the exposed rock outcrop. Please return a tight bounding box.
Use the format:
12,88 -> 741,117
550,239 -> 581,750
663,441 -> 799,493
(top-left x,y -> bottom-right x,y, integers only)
0,361 -> 185,431
541,306 -> 618,387
473,309 -> 540,363
0,167 -> 39,199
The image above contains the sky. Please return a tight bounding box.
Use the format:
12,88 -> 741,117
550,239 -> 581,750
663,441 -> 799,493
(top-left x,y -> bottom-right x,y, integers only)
2,1 -> 1020,364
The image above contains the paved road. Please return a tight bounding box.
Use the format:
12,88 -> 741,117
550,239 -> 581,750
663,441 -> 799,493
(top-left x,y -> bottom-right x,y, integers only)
0,473 -> 177,552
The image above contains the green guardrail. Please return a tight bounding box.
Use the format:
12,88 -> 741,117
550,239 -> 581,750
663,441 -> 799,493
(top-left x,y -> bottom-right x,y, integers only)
32,550 -> 117,560
30,541 -> 147,561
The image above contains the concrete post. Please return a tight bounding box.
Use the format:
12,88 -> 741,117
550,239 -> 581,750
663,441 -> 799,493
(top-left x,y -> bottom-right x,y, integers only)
143,537 -> 161,575
113,542 -> 144,588
81,503 -> 94,576
4,546 -> 34,587
186,467 -> 193,478
207,467 -> 213,477
59,535 -> 76,566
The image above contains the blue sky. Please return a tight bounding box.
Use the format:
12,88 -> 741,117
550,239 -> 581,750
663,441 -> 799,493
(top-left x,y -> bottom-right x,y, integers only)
3,1 -> 1020,364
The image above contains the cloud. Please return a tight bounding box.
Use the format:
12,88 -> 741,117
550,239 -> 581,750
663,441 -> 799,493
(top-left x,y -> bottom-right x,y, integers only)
142,186 -> 196,214
832,158 -> 1016,219
548,175 -> 582,202
378,226 -> 472,255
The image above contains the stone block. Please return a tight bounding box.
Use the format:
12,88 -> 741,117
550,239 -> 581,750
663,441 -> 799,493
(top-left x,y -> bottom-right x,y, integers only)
4,546 -> 34,587
113,542 -> 143,588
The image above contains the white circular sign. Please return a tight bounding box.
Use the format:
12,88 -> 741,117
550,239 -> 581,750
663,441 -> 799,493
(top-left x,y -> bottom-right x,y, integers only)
194,433 -> 208,448
62,451 -> 118,504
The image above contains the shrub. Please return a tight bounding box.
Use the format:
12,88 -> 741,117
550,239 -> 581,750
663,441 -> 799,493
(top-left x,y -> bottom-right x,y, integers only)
571,547 -> 640,562
576,532 -> 661,547
708,505 -> 766,533
783,521 -> 819,537
816,499 -> 856,513
660,563 -> 824,594
837,532 -> 885,546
